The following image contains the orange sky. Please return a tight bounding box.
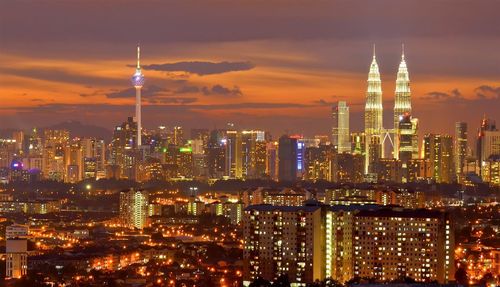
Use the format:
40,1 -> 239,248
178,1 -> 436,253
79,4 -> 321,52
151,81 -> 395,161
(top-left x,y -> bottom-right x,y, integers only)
1,1 -> 499,138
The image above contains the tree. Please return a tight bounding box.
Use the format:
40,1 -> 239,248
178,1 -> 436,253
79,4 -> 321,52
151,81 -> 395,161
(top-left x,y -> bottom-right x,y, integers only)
455,267 -> 468,286
272,274 -> 290,287
479,272 -> 494,286
249,276 -> 271,287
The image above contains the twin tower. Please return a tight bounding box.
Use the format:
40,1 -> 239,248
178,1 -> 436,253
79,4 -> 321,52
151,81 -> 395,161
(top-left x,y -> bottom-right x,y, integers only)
364,45 -> 412,173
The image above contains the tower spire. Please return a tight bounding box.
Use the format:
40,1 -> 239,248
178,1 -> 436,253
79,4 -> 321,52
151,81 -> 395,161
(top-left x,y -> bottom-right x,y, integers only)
372,43 -> 376,59
401,43 -> 405,60
136,43 -> 141,69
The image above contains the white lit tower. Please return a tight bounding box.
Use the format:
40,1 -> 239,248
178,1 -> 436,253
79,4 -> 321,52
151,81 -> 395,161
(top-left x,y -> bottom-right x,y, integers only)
393,44 -> 412,159
332,101 -> 350,153
364,45 -> 383,173
131,44 -> 145,148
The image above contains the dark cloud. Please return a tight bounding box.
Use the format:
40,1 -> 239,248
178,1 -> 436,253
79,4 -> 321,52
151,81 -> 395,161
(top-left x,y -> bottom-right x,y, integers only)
105,85 -> 166,98
142,61 -> 255,76
0,66 -> 124,86
314,99 -> 335,106
147,97 -> 198,104
174,85 -> 200,94
474,85 -> 500,99
202,85 -> 242,97
421,89 -> 464,102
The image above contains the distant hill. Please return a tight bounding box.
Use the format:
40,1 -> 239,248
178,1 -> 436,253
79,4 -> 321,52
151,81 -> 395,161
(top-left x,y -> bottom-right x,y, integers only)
0,121 -> 112,140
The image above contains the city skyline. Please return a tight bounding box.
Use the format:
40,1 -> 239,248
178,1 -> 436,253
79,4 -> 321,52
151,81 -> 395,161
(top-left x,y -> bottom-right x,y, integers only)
1,1 -> 500,139
0,2 -> 499,285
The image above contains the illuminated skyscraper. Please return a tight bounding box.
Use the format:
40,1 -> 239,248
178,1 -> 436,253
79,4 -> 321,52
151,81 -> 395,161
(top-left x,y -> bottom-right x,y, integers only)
131,44 -> 145,148
398,113 -> 418,182
364,46 -> 383,173
393,45 -> 412,159
476,116 -> 499,175
454,122 -> 468,182
332,101 -> 350,153
423,134 -> 454,183
225,130 -> 242,178
43,129 -> 69,181
119,188 -> 149,229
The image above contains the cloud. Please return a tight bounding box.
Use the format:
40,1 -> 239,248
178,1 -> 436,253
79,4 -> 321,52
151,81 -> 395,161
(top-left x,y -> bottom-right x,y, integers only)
105,85 -> 166,98
474,85 -> 500,99
202,85 -> 242,97
142,61 -> 255,76
174,85 -> 200,94
1,66 -> 124,86
147,97 -> 198,104
314,99 -> 335,106
421,89 -> 464,102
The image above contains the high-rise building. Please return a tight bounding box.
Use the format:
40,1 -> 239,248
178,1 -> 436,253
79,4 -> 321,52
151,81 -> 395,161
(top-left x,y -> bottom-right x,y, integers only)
225,130 -> 242,178
28,128 -> 43,157
265,141 -> 279,180
5,224 -> 28,279
173,126 -> 184,146
364,46 -> 383,174
131,44 -> 145,148
207,129 -> 226,179
241,130 -> 267,179
423,134 -> 454,183
398,114 -> 418,182
479,130 -> 500,165
476,116 -> 498,168
278,135 -> 298,182
243,203 -> 325,285
11,131 -> 24,155
82,138 -> 105,163
332,101 -> 350,153
119,188 -> 149,229
393,46 -> 412,159
43,129 -> 69,181
305,144 -> 335,181
324,206 -> 454,284
351,209 -> 454,283
110,117 -> 138,180
331,153 -> 365,183
64,140 -> 83,183
454,122 -> 468,182
350,132 -> 366,156
482,155 -> 500,186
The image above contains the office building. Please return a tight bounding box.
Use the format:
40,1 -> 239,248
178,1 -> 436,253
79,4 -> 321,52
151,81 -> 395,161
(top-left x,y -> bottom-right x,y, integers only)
332,101 -> 350,153
423,134 -> 454,183
398,114 -> 418,182
454,122 -> 468,182
305,144 -> 335,181
331,153 -> 365,183
482,155 -> 500,186
476,116 -> 498,167
278,135 -> 298,182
